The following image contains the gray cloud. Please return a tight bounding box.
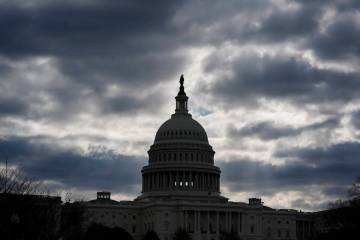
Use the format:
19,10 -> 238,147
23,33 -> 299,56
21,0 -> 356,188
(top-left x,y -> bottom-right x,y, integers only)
351,111 -> 360,129
310,18 -> 360,61
0,136 -> 144,194
221,141 -> 360,198
0,96 -> 29,117
228,117 -> 339,140
239,3 -> 320,43
0,0 -> 190,122
204,53 -> 360,107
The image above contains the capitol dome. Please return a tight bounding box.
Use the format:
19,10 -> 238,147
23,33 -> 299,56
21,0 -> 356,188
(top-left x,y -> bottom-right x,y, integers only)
154,114 -> 209,144
139,75 -> 223,201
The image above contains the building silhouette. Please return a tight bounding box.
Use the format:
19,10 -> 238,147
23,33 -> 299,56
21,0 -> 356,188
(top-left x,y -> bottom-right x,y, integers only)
82,76 -> 314,240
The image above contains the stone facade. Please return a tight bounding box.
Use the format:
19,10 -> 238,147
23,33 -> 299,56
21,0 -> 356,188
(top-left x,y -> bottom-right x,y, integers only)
83,76 -> 314,240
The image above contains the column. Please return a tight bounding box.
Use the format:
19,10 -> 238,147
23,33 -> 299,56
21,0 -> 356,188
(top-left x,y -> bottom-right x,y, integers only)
225,212 -> 228,232
162,172 -> 165,189
216,211 -> 219,235
194,172 -> 198,190
207,211 -> 210,235
229,212 -> 232,232
169,172 -> 174,189
180,210 -> 184,229
161,172 -> 165,191
166,172 -> 169,189
151,173 -> 154,190
203,173 -> 205,189
195,211 -> 198,232
159,173 -> 162,189
239,213 -> 242,232
191,171 -> 194,188
198,172 -> 201,190
183,171 -> 186,189
196,211 -> 199,232
218,176 -> 220,191
160,173 -> 162,190
176,172 -> 179,189
202,173 -> 205,190
162,172 -> 165,190
208,173 -> 210,190
242,213 -> 247,235
156,173 -> 159,190
213,175 -> 216,190
211,174 -> 214,190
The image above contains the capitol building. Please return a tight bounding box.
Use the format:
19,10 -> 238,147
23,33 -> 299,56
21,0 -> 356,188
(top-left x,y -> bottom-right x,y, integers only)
82,76 -> 314,240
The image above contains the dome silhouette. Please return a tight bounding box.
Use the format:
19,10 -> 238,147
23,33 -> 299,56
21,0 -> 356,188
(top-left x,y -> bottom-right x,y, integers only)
140,75 -> 221,200
154,114 -> 209,144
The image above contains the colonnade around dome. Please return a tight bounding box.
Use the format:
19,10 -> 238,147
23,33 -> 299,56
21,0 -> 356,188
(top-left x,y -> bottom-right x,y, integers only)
142,170 -> 220,193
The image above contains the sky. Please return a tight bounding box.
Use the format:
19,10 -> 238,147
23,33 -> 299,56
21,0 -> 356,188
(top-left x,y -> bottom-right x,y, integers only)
0,0 -> 359,211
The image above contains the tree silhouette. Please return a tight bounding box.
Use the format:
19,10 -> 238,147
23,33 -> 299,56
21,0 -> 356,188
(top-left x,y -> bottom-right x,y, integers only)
61,201 -> 85,240
173,228 -> 192,240
0,167 -> 61,240
315,178 -> 360,240
220,231 -> 242,240
83,223 -> 133,240
0,168 -> 46,195
143,230 -> 160,240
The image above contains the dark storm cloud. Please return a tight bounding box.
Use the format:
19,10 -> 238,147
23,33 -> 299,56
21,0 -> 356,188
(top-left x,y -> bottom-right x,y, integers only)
277,142 -> 360,166
228,117 -> 339,140
101,92 -> 165,114
309,17 -> 360,61
0,1 -> 184,58
0,0 -> 190,121
1,0 -> 359,121
204,53 -> 360,107
228,122 -> 298,140
220,142 -> 360,197
0,0 -> 188,85
351,111 -> 360,129
184,0 -> 360,63
0,97 -> 29,117
239,3 -> 320,43
322,186 -> 347,197
0,136 -> 143,193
